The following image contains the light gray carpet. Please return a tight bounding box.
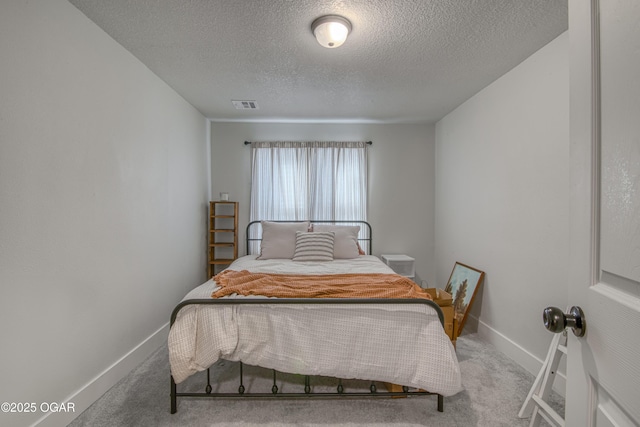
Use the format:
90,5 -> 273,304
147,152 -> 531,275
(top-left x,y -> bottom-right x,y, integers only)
68,333 -> 564,426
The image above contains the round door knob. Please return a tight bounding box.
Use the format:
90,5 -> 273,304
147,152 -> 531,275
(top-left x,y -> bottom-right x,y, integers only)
543,306 -> 586,337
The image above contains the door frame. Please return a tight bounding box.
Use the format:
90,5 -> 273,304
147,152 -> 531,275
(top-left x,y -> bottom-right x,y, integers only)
566,0 -> 600,425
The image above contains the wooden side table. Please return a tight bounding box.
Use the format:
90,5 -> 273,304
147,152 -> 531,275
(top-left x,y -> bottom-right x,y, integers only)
424,288 -> 456,347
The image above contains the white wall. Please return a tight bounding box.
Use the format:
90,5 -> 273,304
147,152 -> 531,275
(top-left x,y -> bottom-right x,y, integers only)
435,33 -> 570,381
0,1 -> 209,426
210,122 -> 437,286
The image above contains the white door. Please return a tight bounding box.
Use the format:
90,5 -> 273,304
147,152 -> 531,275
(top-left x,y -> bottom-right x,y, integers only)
567,0 -> 640,426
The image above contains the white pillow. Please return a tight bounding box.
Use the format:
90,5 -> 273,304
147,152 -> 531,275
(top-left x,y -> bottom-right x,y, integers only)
292,231 -> 335,262
312,224 -> 361,259
257,221 -> 310,259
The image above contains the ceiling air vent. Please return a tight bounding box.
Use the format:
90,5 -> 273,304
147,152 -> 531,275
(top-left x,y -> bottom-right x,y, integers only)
232,100 -> 259,110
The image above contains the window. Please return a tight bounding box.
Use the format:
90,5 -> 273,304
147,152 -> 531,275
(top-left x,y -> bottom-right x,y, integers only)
249,141 -> 368,222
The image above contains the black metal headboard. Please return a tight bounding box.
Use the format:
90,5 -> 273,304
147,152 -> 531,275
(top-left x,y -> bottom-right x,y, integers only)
246,220 -> 372,256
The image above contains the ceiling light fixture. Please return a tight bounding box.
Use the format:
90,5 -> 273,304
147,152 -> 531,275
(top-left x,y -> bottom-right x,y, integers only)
311,15 -> 352,49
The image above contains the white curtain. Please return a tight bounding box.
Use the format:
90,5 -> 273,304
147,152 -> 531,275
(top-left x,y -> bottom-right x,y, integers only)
250,141 -> 368,222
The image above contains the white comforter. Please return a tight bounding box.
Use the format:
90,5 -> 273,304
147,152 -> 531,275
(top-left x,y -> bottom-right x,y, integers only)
168,255 -> 462,396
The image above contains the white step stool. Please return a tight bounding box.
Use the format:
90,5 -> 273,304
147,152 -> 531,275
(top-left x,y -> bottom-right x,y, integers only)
518,330 -> 567,427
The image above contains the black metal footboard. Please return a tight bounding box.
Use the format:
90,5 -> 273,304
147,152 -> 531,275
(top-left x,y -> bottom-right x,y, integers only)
169,298 -> 446,414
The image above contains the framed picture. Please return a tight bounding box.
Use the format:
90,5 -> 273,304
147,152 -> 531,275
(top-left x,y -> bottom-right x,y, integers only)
444,262 -> 485,338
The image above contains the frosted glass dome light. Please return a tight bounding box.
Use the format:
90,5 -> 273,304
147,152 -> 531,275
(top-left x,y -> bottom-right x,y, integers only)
311,15 -> 352,49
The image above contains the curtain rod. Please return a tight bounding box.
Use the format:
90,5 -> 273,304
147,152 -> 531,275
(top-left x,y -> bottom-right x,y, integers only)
244,141 -> 372,145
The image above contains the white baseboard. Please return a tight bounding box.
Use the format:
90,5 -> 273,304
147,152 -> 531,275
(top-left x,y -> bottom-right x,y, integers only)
469,315 -> 566,398
33,323 -> 169,427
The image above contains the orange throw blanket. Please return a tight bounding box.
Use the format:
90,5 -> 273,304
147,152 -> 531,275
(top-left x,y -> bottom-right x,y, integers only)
212,270 -> 433,300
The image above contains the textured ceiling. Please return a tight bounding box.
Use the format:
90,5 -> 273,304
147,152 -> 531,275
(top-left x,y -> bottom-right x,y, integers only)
68,0 -> 568,124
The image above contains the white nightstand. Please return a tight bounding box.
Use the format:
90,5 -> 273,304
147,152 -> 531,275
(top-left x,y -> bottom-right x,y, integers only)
380,254 -> 415,279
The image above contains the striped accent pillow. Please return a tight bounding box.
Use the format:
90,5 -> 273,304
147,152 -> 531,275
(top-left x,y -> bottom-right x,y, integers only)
292,231 -> 335,262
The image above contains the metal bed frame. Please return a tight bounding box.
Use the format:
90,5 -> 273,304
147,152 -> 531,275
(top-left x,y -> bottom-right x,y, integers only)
170,220 -> 446,414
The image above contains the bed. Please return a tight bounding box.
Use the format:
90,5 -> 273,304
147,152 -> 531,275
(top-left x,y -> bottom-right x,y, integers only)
168,220 -> 462,413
